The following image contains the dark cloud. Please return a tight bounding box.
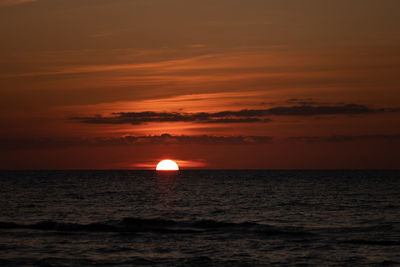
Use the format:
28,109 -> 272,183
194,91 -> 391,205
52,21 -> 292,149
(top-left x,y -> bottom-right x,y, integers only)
286,134 -> 400,143
2,133 -> 400,150
71,103 -> 391,125
121,134 -> 274,145
72,111 -> 269,125
0,137 -> 77,150
286,98 -> 318,105
264,104 -> 384,116
0,134 -> 274,150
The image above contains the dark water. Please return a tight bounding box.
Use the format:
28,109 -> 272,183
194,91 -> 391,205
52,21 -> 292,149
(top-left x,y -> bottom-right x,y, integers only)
0,170 -> 399,266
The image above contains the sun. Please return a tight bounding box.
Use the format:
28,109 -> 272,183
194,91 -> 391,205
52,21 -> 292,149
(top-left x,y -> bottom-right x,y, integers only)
156,160 -> 179,171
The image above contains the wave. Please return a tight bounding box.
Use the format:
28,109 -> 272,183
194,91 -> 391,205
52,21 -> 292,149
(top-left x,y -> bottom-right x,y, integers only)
339,239 -> 400,246
320,224 -> 396,234
0,218 -> 315,238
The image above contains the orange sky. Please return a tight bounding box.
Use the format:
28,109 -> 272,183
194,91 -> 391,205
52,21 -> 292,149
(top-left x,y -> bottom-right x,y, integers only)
1,0 -> 399,169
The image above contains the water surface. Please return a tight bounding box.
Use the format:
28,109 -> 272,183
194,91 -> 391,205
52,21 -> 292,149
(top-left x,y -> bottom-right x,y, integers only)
0,170 -> 399,266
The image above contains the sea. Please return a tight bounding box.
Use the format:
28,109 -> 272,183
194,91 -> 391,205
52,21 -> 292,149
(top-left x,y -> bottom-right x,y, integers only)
0,170 -> 399,266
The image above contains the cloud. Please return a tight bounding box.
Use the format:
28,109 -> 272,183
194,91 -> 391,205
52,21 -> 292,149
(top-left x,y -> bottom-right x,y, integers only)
123,134 -> 274,145
286,134 -> 400,143
71,104 -> 391,125
95,134 -> 274,146
286,98 -> 318,105
0,0 -> 36,7
264,104 -> 386,116
2,133 -> 400,150
71,111 -> 271,125
0,134 -> 274,150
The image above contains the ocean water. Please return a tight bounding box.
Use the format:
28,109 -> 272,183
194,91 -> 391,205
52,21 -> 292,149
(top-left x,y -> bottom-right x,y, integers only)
0,170 -> 399,266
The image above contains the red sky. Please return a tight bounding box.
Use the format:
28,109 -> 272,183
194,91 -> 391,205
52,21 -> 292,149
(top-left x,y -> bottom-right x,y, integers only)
1,0 -> 399,169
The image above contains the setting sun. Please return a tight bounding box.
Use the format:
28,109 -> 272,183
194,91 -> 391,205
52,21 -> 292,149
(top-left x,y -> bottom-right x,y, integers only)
156,160 -> 179,171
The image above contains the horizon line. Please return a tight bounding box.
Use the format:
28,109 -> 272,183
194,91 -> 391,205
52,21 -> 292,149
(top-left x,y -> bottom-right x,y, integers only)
0,169 -> 399,171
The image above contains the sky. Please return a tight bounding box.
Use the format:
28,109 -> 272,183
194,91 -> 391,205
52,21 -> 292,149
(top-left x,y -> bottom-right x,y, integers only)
0,0 -> 399,169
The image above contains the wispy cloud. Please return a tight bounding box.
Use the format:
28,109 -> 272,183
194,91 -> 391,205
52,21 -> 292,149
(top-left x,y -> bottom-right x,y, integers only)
71,103 -> 392,125
72,111 -> 270,125
1,54 -> 218,78
0,0 -> 36,7
0,134 -> 274,150
286,134 -> 400,143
